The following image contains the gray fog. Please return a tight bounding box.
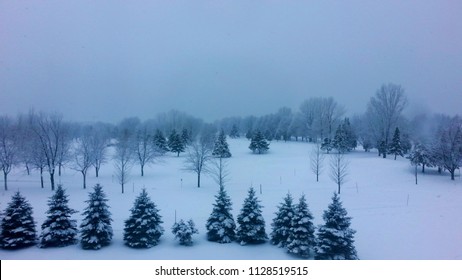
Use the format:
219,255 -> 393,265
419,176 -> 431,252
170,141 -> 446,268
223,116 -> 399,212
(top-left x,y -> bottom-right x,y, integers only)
1,1 -> 461,123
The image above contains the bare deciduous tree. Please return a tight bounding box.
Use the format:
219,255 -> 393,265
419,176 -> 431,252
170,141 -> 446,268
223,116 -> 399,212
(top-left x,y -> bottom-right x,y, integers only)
183,139 -> 213,188
29,112 -> 69,191
209,157 -> 230,188
367,83 -> 408,158
114,130 -> 134,194
134,125 -> 159,177
310,143 -> 325,182
88,123 -> 110,178
0,116 -> 19,191
329,153 -> 349,194
72,127 -> 93,189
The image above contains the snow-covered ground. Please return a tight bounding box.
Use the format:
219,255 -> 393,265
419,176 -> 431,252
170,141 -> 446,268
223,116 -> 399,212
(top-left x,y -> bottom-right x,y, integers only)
1,138 -> 461,260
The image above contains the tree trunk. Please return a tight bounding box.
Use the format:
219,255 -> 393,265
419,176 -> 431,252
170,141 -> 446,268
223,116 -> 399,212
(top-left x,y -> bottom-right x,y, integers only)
95,166 -> 99,178
25,164 -> 30,175
50,172 -> 55,191
40,167 -> 44,189
394,154 -> 397,160
141,165 -> 144,177
450,170 -> 455,180
197,172 -> 201,188
177,151 -> 180,157
415,165 -> 418,185
122,182 -> 124,194
337,182 -> 341,194
3,171 -> 7,191
59,164 -> 62,177
82,171 -> 87,189
422,165 -> 425,173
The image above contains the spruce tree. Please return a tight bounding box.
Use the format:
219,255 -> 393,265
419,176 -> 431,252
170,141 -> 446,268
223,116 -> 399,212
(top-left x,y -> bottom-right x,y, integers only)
249,130 -> 270,154
39,185 -> 78,248
123,188 -> 164,248
315,193 -> 358,260
206,185 -> 236,243
331,125 -> 349,153
286,195 -> 316,258
0,191 -> 37,249
270,192 -> 295,247
168,129 -> 185,157
80,184 -> 113,250
236,187 -> 268,245
153,129 -> 169,154
213,129 -> 232,158
389,127 -> 404,160
172,219 -> 199,246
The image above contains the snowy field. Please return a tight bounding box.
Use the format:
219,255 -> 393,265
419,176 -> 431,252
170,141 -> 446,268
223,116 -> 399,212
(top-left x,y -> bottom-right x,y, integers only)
0,138 -> 461,260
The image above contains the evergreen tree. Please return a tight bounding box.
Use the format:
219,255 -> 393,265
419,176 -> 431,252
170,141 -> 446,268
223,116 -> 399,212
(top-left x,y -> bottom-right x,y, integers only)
0,191 -> 37,249
80,184 -> 113,250
249,130 -> 270,154
286,195 -> 316,258
270,193 -> 295,247
331,125 -> 349,153
168,129 -> 185,157
206,185 -> 236,243
343,118 -> 357,151
153,129 -> 169,154
388,127 -> 404,160
230,124 -> 240,138
123,188 -> 164,248
236,187 -> 268,245
315,193 -> 358,260
39,185 -> 78,248
213,129 -> 232,158
172,219 -> 199,246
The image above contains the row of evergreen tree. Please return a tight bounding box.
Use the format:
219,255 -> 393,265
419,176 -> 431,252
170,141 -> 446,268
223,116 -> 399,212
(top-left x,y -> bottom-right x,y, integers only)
0,184 -> 357,259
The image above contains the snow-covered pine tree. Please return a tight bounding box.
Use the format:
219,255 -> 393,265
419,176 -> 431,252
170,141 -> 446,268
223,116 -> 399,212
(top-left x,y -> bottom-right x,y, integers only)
168,129 -> 185,157
39,185 -> 78,248
153,129 -> 169,154
1,191 -> 37,249
206,185 -> 236,243
331,125 -> 349,153
315,193 -> 358,260
236,187 -> 268,245
388,127 -> 404,160
212,129 -> 232,158
343,118 -> 357,151
123,188 -> 164,248
172,219 -> 199,246
230,124 -> 240,138
80,184 -> 113,250
270,192 -> 295,247
286,195 -> 316,258
249,130 -> 270,154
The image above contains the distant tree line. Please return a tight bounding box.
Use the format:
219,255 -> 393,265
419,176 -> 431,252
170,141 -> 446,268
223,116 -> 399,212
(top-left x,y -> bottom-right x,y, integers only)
1,83 -> 461,189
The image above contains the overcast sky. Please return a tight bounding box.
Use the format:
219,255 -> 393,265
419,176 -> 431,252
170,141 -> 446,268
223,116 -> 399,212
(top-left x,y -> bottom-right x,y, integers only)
1,1 -> 461,123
